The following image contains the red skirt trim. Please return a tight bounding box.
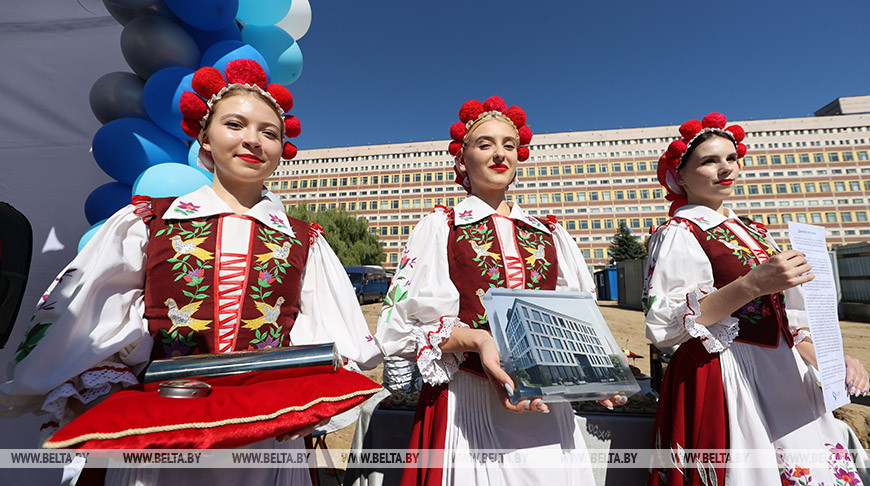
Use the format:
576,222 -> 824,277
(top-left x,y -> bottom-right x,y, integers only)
401,381 -> 449,486
648,338 -> 729,486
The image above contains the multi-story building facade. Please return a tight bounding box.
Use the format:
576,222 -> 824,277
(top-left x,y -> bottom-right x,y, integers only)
504,299 -> 615,386
268,96 -> 870,269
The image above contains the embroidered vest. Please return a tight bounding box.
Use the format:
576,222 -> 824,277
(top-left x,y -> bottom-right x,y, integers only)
141,197 -> 310,360
674,217 -> 792,348
446,211 -> 559,373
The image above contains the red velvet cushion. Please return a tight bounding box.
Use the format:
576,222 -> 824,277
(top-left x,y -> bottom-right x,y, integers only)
44,367 -> 381,449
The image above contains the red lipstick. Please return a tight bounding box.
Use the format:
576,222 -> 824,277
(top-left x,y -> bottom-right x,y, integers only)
237,154 -> 263,164
490,164 -> 508,173
716,179 -> 733,186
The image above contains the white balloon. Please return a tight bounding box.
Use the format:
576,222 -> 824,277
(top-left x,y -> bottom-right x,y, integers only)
276,0 -> 311,40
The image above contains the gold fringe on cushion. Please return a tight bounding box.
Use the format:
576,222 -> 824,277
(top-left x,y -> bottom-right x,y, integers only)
43,387 -> 383,449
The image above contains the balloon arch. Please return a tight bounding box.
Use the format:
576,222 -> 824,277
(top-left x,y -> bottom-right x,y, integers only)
82,0 -> 311,249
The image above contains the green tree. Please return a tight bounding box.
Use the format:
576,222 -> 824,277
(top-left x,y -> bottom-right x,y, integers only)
607,222 -> 647,265
286,203 -> 384,266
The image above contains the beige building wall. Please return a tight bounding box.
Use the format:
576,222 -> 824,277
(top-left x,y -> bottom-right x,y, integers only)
268,111 -> 870,270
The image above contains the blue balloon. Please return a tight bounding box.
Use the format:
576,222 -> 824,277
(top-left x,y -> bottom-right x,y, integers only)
143,67 -> 195,140
185,21 -> 242,53
164,0 -> 238,31
241,26 -> 301,85
92,118 -> 190,185
79,219 -> 107,253
85,182 -> 134,225
133,163 -> 212,198
187,140 -> 201,167
186,142 -> 215,182
200,41 -> 270,79
237,0 -> 290,26
275,41 -> 303,85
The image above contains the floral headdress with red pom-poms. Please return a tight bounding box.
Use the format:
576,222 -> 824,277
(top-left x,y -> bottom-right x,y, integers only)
656,112 -> 747,216
448,96 -> 533,193
179,58 -> 301,162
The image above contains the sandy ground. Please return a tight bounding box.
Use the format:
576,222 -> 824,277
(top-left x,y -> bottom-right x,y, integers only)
322,301 -> 870,456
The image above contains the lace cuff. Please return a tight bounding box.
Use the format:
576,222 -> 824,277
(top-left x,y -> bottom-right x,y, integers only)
792,327 -> 811,345
412,317 -> 468,385
39,363 -> 139,439
676,285 -> 740,354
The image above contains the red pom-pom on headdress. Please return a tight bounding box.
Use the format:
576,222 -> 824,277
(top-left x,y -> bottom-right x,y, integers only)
192,67 -> 226,99
726,125 -> 745,143
284,116 -> 301,138
665,139 -> 687,159
266,84 -> 293,113
505,105 -> 526,128
483,96 -> 507,113
736,143 -> 747,158
701,112 -> 727,129
282,141 -> 298,160
449,122 -> 466,142
517,146 -> 530,161
518,125 -> 533,145
448,141 -> 462,157
181,118 -> 201,138
224,59 -> 268,88
459,100 -> 484,123
679,120 -> 702,139
179,91 -> 208,120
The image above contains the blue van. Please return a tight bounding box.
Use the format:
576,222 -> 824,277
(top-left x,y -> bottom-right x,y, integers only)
345,266 -> 389,304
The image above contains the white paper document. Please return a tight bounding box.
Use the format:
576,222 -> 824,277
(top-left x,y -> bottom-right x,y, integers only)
787,222 -> 849,412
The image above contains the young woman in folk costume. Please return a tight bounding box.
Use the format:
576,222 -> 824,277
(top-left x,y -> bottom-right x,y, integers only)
377,96 -> 620,485
0,59 -> 381,485
643,112 -> 869,486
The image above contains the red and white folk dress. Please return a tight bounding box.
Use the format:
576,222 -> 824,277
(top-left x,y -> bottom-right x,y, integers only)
376,195 -> 598,486
0,185 -> 380,486
643,204 -> 863,486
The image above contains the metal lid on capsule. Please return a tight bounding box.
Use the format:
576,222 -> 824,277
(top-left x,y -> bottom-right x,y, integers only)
158,379 -> 212,399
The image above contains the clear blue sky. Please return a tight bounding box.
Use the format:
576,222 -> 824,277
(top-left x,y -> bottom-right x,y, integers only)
288,0 -> 870,149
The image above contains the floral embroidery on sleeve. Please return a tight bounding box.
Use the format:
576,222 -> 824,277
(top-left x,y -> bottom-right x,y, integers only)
381,248 -> 414,323
15,268 -> 77,363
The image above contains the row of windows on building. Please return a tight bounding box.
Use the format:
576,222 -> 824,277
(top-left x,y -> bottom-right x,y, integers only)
280,127 -> 870,167
281,176 -> 868,215
365,209 -> 869,239
273,150 -> 870,186
734,180 -> 870,195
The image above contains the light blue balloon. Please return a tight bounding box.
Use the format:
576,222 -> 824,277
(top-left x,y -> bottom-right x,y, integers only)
241,25 -> 302,84
78,219 -> 107,253
92,118 -> 190,185
164,0 -> 238,31
196,167 -> 214,182
85,182 -> 134,225
186,143 -> 215,182
275,41 -> 303,85
200,41 -> 270,80
187,140 -> 201,167
132,163 -> 212,198
236,0 -> 290,26
143,67 -> 195,140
